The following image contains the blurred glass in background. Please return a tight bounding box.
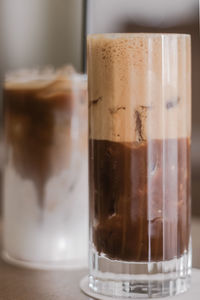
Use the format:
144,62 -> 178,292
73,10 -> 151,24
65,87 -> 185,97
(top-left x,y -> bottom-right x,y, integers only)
0,0 -> 88,268
3,68 -> 88,268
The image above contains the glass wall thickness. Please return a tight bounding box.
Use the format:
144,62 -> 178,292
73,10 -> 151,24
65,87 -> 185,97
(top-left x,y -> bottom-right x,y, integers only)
88,33 -> 191,298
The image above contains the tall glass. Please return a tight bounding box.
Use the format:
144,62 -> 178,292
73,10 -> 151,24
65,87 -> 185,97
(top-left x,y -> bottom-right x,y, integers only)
2,67 -> 88,269
88,34 -> 191,298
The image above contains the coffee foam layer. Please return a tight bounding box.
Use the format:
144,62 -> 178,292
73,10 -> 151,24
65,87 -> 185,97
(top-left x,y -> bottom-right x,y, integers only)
88,34 -> 191,142
4,66 -> 86,94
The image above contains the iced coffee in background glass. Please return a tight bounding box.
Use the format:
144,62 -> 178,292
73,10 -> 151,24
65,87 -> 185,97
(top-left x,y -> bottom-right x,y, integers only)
87,33 -> 191,298
2,67 -> 88,269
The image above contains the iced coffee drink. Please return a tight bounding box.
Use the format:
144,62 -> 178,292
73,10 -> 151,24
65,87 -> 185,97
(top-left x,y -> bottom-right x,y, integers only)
3,67 -> 88,268
87,34 -> 191,298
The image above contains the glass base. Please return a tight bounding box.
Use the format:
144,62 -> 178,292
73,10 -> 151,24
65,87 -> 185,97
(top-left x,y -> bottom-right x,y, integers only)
2,250 -> 87,270
89,247 -> 191,298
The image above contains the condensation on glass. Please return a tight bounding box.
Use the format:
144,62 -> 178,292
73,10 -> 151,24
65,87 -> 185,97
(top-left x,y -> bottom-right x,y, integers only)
2,67 -> 88,269
88,33 -> 191,298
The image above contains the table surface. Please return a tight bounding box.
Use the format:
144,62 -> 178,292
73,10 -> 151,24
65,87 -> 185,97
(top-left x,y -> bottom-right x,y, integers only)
0,260 -> 88,300
0,218 -> 200,300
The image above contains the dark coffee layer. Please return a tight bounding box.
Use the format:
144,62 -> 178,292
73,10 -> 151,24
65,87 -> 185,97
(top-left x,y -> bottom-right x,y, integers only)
89,138 -> 190,262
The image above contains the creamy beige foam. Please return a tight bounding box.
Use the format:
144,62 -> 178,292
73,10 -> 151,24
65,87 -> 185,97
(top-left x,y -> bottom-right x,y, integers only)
88,33 -> 191,142
4,66 -> 86,94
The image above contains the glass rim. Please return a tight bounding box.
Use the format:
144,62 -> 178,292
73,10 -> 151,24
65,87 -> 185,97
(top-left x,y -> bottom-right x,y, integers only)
87,32 -> 191,40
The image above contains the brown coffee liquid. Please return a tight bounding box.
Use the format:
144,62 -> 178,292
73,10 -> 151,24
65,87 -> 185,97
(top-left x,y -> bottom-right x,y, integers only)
90,138 -> 190,262
4,82 -> 74,208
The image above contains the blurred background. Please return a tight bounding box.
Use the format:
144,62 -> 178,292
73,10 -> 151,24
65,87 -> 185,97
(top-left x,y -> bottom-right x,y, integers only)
0,0 -> 199,258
